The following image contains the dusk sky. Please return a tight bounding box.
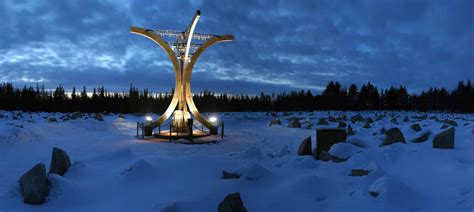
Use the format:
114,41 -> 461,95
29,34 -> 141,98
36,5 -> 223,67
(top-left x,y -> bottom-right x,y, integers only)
0,0 -> 472,94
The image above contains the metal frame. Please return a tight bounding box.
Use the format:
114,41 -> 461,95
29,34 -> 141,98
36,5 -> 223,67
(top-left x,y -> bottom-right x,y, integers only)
130,10 -> 234,135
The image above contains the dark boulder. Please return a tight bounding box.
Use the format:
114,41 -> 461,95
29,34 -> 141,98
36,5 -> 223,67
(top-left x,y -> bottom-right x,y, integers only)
297,136 -> 312,156
19,163 -> 50,205
337,121 -> 346,128
381,128 -> 406,146
390,118 -> 398,124
410,124 -> 422,132
412,131 -> 431,143
349,169 -> 369,176
433,127 -> 455,149
347,125 -> 354,135
49,147 -> 71,176
218,192 -> 247,212
222,171 -> 240,179
351,115 -> 363,123
288,119 -> 301,128
269,118 -> 281,126
94,113 -> 104,121
440,119 -> 458,127
328,115 -> 337,122
316,129 -> 346,159
317,118 -> 329,125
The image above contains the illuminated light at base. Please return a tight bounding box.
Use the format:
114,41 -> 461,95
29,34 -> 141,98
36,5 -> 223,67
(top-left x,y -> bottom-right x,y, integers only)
145,116 -> 153,122
209,116 -> 217,123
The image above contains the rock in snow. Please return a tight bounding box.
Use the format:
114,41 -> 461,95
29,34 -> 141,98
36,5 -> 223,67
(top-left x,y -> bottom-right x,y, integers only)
410,123 -> 422,132
411,131 -> 431,143
95,113 -> 104,121
433,127 -> 455,149
222,171 -> 240,179
19,163 -> 50,205
349,169 -> 370,176
347,125 -> 354,135
269,118 -> 281,126
316,129 -> 347,159
288,119 -> 301,128
381,128 -> 406,146
297,136 -> 312,156
317,118 -> 329,125
337,121 -> 347,128
49,147 -> 71,176
218,192 -> 247,212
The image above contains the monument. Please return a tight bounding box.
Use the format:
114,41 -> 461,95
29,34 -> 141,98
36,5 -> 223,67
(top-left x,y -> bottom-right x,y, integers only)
130,10 -> 234,136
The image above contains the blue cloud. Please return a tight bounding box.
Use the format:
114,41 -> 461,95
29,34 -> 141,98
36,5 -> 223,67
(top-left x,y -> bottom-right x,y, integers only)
0,0 -> 472,94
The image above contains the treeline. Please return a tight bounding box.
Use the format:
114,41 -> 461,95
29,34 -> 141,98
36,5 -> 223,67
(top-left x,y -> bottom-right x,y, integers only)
0,81 -> 473,113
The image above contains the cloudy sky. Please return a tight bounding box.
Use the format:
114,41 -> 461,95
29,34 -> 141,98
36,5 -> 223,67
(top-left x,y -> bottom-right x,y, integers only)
0,0 -> 472,94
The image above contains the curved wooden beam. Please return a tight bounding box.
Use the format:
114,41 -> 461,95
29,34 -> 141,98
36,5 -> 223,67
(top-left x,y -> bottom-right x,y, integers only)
183,35 -> 234,134
130,27 -> 181,128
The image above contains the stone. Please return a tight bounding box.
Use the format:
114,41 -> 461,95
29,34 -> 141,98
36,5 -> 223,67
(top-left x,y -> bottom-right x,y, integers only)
381,128 -> 406,146
380,128 -> 387,134
349,169 -> 369,176
328,115 -> 337,122
297,136 -> 312,156
19,163 -> 50,205
440,119 -> 458,127
403,116 -> 410,122
269,118 -> 281,126
337,121 -> 346,128
118,113 -> 125,119
316,129 -> 346,159
347,125 -> 354,135
433,127 -> 455,149
317,118 -> 329,125
390,118 -> 398,124
440,124 -> 449,129
412,131 -> 431,143
48,117 -> 57,122
365,118 -> 374,123
70,112 -> 82,120
218,192 -> 247,212
429,115 -> 438,120
369,191 -> 380,198
351,115 -> 363,123
410,123 -> 422,132
419,114 -> 428,120
95,113 -> 104,121
49,147 -> 71,176
222,171 -> 240,179
362,121 -> 371,128
338,115 -> 347,121
289,119 -> 301,128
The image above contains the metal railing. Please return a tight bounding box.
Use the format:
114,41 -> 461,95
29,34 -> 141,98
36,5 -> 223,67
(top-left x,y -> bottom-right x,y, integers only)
136,119 -> 225,141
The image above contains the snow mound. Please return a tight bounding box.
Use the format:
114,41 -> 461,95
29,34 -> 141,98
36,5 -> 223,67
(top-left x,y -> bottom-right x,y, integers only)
122,158 -> 157,178
328,142 -> 363,160
233,147 -> 263,161
369,177 -> 425,208
1,127 -> 41,143
274,145 -> 291,157
236,164 -> 271,180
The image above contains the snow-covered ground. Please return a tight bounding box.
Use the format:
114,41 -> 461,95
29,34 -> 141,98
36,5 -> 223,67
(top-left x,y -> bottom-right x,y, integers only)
0,110 -> 473,211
